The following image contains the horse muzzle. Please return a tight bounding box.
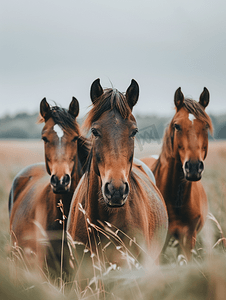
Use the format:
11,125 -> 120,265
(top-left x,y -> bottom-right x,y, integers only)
103,181 -> 129,208
50,174 -> 71,193
184,160 -> 204,181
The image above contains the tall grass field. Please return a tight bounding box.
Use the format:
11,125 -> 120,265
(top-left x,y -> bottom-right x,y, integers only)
0,139 -> 226,299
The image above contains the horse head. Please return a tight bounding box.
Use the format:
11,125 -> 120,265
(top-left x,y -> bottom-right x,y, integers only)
40,97 -> 80,193
85,79 -> 139,207
170,87 -> 213,181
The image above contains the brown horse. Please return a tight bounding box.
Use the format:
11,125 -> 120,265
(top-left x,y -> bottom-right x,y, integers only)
9,97 -> 90,278
141,87 -> 213,262
67,79 -> 168,270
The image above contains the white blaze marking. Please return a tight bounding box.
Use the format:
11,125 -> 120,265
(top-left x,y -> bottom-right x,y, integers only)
188,113 -> 196,124
53,124 -> 64,146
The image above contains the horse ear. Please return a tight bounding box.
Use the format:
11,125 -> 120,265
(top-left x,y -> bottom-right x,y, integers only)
69,97 -> 79,118
174,87 -> 184,111
40,98 -> 51,120
126,79 -> 139,110
199,87 -> 209,109
90,78 -> 104,104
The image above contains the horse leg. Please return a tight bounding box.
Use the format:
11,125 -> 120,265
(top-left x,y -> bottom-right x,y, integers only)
46,231 -> 76,281
177,216 -> 201,264
160,233 -> 171,264
177,230 -> 197,264
34,204 -> 48,276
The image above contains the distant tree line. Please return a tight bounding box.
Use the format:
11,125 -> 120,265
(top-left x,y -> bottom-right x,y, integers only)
0,111 -> 225,140
0,113 -> 41,139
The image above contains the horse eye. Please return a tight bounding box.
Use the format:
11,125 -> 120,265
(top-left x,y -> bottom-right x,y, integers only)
72,136 -> 78,142
42,136 -> 49,143
130,128 -> 138,138
91,128 -> 100,138
174,124 -> 181,131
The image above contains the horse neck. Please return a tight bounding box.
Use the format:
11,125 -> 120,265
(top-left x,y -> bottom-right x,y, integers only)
155,152 -> 192,207
70,159 -> 82,192
56,192 -> 72,214
45,186 -> 73,231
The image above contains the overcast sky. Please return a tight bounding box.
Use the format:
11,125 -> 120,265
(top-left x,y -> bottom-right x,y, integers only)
1,0 -> 226,118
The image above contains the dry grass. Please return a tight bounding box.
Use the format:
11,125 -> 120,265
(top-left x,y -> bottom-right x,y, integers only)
1,139 -> 226,299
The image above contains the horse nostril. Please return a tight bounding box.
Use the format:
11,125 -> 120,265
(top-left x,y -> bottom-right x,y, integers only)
103,181 -> 129,206
122,182 -> 129,199
104,183 -> 112,199
198,161 -> 204,173
62,174 -> 71,186
184,161 -> 190,173
50,175 -> 59,187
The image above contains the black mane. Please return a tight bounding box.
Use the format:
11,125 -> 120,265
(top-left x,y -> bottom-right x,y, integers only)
83,88 -> 133,131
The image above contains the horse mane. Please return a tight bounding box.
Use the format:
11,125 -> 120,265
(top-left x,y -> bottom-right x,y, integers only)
38,105 -> 79,132
77,136 -> 91,172
84,147 -> 94,175
153,98 -> 213,169
82,88 -> 134,132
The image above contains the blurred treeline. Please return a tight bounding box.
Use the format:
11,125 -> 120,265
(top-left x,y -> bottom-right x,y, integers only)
0,112 -> 225,139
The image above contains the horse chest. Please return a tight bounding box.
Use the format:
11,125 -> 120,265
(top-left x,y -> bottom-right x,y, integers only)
166,183 -> 194,223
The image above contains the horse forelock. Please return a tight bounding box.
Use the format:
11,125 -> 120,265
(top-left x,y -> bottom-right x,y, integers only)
82,88 -> 132,132
182,99 -> 213,134
38,106 -> 80,133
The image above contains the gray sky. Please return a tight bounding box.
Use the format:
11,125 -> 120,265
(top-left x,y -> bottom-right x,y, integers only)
1,0 -> 226,118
